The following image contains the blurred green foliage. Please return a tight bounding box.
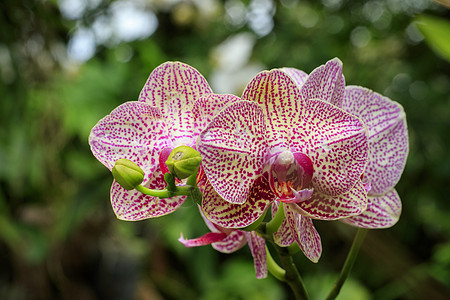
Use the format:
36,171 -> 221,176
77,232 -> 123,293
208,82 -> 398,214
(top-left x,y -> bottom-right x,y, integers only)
415,14 -> 450,62
0,0 -> 449,299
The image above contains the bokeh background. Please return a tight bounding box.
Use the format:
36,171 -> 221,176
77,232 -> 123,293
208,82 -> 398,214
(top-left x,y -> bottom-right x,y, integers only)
1,0 -> 449,299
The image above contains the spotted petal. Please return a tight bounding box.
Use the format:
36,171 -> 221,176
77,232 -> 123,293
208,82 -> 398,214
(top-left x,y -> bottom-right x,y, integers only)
284,203 -> 322,263
242,69 -> 302,153
244,231 -> 267,279
89,101 -> 171,181
301,58 -> 345,107
280,67 -> 308,88
139,62 -> 213,146
197,100 -> 268,204
294,180 -> 368,220
199,208 -> 247,253
201,176 -> 275,228
343,86 -> 409,195
192,93 -> 241,139
273,202 -> 295,246
341,189 -> 401,228
212,231 -> 247,253
178,232 -> 228,247
291,99 -> 369,196
111,168 -> 186,221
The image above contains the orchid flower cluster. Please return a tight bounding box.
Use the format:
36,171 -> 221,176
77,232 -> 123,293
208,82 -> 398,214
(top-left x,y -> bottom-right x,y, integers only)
89,59 -> 408,299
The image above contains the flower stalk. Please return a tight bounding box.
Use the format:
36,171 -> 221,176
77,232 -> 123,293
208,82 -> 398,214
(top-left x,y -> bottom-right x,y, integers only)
325,228 -> 368,300
266,245 -> 286,282
274,244 -> 310,300
112,158 -> 201,200
135,172 -> 201,202
265,204 -> 285,236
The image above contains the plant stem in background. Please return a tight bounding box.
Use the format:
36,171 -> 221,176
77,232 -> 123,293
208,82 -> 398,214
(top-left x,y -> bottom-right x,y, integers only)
326,228 -> 369,300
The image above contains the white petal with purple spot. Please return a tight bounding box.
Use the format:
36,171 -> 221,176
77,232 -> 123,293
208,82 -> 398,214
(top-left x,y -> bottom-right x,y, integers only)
201,177 -> 274,228
341,189 -> 401,228
291,98 -> 369,196
244,231 -> 267,279
242,69 -> 302,153
198,100 -> 268,204
280,67 -> 308,88
139,62 -> 213,146
294,180 -> 368,220
301,58 -> 345,107
343,86 -> 408,195
89,101 -> 171,181
285,203 -> 322,263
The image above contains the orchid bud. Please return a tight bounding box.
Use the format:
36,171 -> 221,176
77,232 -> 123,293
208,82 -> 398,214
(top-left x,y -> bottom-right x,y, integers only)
112,159 -> 144,190
165,146 -> 202,179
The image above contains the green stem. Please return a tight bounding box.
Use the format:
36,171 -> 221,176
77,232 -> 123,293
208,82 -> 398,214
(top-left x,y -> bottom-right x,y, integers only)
266,245 -> 286,282
265,203 -> 285,236
135,184 -> 193,198
287,242 -> 301,255
326,228 -> 368,300
274,244 -> 310,300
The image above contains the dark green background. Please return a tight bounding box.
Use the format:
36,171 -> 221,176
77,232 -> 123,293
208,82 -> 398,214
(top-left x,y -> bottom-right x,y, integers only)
1,0 -> 449,299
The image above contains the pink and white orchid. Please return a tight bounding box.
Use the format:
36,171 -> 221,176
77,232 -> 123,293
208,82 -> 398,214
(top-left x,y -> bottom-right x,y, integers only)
340,86 -> 408,228
89,62 -> 239,220
197,64 -> 370,263
283,58 -> 409,229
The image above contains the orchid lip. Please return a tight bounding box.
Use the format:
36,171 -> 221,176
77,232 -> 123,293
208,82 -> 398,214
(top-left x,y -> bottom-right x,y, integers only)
268,150 -> 314,199
279,187 -> 314,203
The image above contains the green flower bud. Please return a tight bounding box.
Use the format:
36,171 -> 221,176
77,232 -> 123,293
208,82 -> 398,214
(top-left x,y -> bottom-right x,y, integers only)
165,146 -> 202,180
112,159 -> 144,190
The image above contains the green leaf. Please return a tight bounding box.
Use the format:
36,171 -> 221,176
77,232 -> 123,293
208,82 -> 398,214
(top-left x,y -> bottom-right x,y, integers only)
415,15 -> 450,62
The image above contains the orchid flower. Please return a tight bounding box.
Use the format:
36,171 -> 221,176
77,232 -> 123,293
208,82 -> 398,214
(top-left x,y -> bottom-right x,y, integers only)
179,207 -> 268,279
89,62 -> 238,220
197,65 -> 370,263
283,58 -> 409,229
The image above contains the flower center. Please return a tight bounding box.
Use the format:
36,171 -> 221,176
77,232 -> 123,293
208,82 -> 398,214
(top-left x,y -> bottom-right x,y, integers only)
268,150 -> 314,200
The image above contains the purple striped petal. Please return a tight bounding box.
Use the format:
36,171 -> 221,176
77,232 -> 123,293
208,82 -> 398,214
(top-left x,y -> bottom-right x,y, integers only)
89,101 -> 171,181
212,230 -> 247,253
301,58 -> 345,107
244,231 -> 267,279
192,94 -> 241,134
343,86 -> 409,195
291,99 -> 369,196
241,69 -> 302,153
284,203 -> 322,263
179,232 -> 228,247
280,67 -> 308,88
197,100 -> 268,204
199,207 -> 247,253
111,168 -> 186,220
273,203 -> 322,262
201,176 -> 275,228
139,62 -> 213,146
294,180 -> 368,220
341,189 -> 402,228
